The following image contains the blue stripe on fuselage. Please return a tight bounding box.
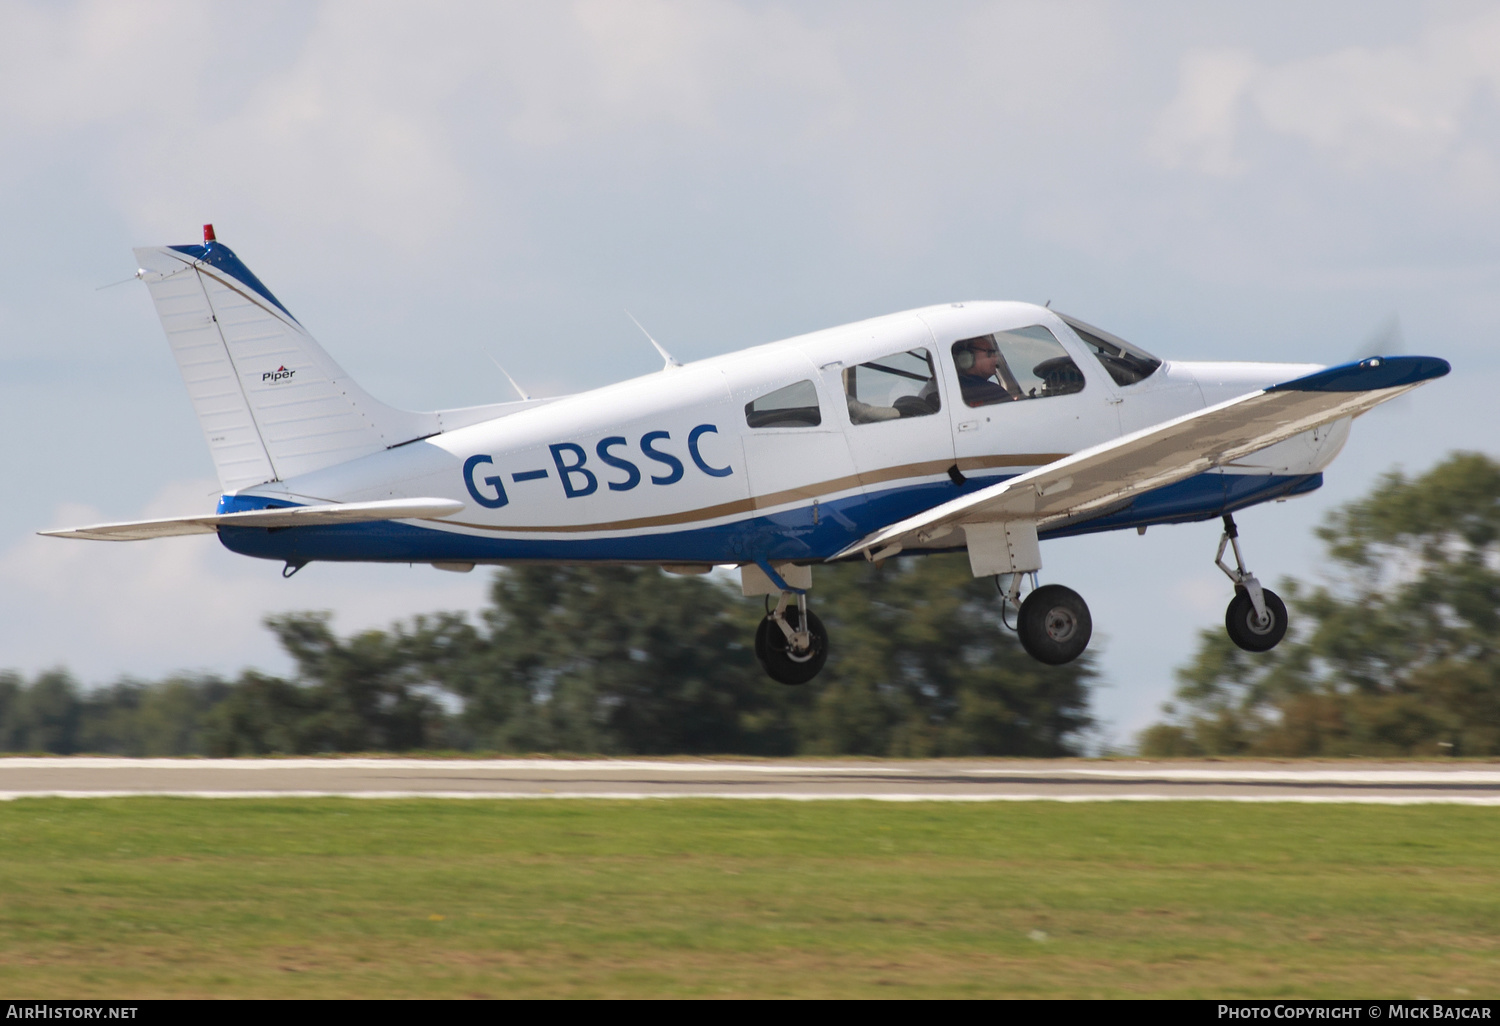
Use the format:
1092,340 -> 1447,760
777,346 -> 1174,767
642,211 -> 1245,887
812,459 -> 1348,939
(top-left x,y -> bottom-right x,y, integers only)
215,470 -> 1322,565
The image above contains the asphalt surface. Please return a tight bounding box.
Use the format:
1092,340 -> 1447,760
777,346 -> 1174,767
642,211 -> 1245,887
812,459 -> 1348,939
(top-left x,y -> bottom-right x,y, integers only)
2,758 -> 1499,803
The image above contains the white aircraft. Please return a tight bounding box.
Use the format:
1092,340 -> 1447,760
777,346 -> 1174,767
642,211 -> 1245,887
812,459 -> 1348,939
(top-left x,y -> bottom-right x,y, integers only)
45,227 -> 1450,684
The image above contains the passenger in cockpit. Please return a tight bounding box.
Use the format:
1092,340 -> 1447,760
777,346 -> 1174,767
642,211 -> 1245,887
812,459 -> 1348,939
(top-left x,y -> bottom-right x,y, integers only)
953,336 -> 1021,407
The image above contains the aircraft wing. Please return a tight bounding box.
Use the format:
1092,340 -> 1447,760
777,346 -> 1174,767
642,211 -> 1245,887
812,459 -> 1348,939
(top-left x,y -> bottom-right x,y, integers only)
39,498 -> 466,542
830,356 -> 1450,562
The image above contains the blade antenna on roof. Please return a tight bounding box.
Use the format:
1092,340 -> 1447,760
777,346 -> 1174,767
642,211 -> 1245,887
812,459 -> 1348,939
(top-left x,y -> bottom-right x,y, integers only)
488,356 -> 532,401
626,310 -> 681,370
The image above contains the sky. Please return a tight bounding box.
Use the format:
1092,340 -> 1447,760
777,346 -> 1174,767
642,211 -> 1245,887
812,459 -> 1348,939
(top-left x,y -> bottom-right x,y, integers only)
2,0 -> 1498,747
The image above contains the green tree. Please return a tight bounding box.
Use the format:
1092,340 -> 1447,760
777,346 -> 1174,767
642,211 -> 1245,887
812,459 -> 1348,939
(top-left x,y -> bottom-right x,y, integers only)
0,669 -> 83,753
431,558 -> 1094,756
441,565 -> 779,754
0,556 -> 1097,757
258,612 -> 454,752
203,670 -> 325,756
199,613 -> 462,755
78,675 -> 233,755
1142,452 -> 1500,757
800,555 -> 1095,756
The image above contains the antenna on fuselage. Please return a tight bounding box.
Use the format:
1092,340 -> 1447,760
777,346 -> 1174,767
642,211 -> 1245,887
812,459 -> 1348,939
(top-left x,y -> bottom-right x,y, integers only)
488,355 -> 532,401
626,310 -> 681,370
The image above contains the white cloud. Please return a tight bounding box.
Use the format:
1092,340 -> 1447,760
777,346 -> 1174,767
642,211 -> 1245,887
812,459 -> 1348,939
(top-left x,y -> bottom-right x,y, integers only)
6,0 -> 850,250
120,3 -> 477,250
476,0 -> 853,153
0,0 -> 213,131
4,479 -> 491,684
1146,49 -> 1260,175
4,1 -> 1128,255
503,0 -> 723,147
1149,9 -> 1500,193
1253,12 -> 1500,171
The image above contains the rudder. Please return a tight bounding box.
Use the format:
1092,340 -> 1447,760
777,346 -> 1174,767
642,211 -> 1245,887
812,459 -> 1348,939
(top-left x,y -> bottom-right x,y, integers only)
136,229 -> 436,492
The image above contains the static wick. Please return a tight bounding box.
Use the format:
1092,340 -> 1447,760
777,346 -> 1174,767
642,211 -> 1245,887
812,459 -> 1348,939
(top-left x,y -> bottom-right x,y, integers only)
95,269 -> 145,291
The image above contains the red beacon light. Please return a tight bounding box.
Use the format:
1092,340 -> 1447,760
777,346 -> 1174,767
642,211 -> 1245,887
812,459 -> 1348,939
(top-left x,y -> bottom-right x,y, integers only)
203,224 -> 216,244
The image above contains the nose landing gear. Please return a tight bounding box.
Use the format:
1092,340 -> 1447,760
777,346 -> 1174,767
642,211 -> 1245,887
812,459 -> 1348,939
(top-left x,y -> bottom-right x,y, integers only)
1215,514 -> 1288,652
756,590 -> 829,685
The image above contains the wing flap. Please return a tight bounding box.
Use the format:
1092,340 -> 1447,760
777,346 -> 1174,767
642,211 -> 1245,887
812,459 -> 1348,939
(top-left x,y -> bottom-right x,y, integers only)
831,356 -> 1449,561
40,498 -> 466,542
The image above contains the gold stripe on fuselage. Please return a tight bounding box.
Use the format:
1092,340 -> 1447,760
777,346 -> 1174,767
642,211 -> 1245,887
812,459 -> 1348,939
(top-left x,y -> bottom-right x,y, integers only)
442,453 -> 1067,534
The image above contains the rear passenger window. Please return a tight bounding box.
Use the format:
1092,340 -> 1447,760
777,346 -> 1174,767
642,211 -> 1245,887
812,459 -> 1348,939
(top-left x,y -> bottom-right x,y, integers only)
843,348 -> 941,424
745,379 -> 822,428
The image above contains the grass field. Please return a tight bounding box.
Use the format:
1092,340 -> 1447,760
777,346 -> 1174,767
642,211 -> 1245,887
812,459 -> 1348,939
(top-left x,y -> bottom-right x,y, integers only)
1,798 -> 1498,998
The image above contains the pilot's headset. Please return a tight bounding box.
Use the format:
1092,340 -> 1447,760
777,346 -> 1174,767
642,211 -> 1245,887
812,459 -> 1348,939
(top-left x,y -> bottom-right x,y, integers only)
955,337 -> 988,372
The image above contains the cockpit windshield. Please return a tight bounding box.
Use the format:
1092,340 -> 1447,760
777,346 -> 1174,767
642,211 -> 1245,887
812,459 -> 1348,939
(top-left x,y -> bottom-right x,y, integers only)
1056,312 -> 1163,387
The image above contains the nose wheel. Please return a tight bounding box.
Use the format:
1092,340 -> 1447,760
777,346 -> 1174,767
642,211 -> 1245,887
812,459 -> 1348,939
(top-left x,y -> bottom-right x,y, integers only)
1225,586 -> 1287,651
1215,514 -> 1288,653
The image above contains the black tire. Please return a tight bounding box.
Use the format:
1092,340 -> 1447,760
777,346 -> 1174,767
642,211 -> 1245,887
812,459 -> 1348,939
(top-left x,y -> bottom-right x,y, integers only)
1224,587 -> 1288,652
1017,584 -> 1093,665
755,608 -> 829,685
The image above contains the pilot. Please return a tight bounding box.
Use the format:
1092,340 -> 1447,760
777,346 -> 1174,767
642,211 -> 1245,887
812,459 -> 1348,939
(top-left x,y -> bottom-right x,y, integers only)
953,336 -> 1022,407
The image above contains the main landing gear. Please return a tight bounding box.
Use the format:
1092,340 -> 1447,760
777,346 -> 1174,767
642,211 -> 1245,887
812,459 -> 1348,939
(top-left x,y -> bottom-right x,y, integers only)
756,590 -> 829,686
999,574 -> 1094,665
1215,514 -> 1288,652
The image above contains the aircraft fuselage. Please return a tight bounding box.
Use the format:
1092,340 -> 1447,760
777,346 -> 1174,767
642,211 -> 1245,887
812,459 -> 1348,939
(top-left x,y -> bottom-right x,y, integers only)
216,301 -> 1347,569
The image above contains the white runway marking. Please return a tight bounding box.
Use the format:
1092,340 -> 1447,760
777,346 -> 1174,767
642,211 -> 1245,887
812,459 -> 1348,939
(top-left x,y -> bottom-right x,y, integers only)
2,757 -> 1499,803
1026,768 -> 1500,784
3,757 -> 1499,785
3,790 -> 1500,804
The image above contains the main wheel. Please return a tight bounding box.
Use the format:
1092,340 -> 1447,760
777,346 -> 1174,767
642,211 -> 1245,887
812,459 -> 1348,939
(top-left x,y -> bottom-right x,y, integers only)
755,608 -> 829,685
1017,584 -> 1093,665
1224,587 -> 1288,652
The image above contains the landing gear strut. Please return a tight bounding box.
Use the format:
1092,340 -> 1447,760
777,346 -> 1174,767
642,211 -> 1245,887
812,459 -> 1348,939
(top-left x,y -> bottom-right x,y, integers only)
1215,514 -> 1288,652
755,590 -> 829,686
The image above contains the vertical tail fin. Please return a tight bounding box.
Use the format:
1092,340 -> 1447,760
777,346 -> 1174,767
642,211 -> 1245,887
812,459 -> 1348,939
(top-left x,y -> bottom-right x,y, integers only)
135,232 -> 436,492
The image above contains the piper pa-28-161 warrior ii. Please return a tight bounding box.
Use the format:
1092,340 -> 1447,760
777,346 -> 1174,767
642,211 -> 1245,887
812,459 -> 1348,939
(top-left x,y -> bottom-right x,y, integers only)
45,226 -> 1451,684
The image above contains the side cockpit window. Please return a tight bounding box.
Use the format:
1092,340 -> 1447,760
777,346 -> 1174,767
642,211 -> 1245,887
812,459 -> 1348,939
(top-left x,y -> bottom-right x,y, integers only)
745,379 -> 822,428
951,326 -> 1084,408
843,348 -> 941,424
1056,312 -> 1162,386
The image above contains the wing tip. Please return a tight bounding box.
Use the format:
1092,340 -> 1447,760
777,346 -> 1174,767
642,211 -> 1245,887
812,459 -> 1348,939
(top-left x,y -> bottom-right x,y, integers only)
1269,356 -> 1450,394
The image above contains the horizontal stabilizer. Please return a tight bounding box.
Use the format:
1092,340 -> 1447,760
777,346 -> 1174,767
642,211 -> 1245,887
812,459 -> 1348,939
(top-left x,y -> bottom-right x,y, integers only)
830,355 -> 1450,562
39,498 -> 465,542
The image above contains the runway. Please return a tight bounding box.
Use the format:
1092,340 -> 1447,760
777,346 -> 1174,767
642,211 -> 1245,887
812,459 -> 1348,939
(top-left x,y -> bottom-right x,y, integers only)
3,757 -> 1500,803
